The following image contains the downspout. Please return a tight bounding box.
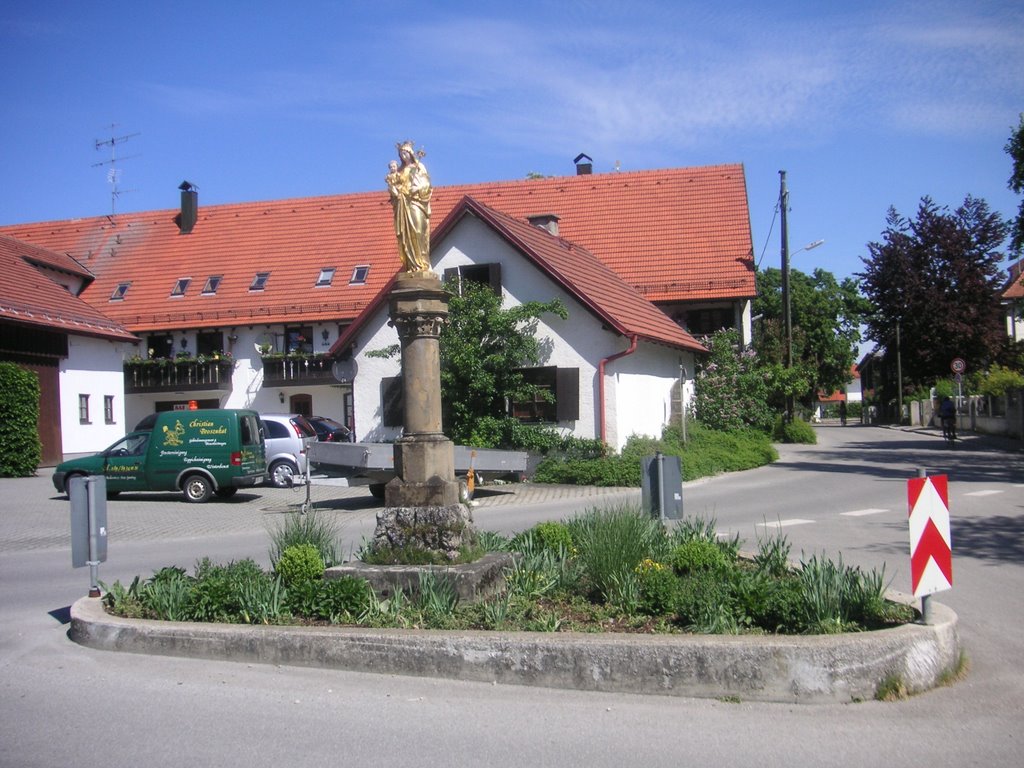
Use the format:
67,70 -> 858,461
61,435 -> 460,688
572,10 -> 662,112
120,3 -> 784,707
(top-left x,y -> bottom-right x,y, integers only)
598,335 -> 638,445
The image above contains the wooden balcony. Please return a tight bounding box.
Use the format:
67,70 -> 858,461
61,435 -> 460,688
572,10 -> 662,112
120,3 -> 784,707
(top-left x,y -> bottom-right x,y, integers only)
261,355 -> 336,386
124,359 -> 235,393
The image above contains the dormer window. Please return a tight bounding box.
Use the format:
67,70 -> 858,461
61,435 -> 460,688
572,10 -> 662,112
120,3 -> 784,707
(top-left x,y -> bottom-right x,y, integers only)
350,265 -> 370,285
249,272 -> 270,291
316,268 -> 336,287
170,278 -> 191,297
110,282 -> 130,301
202,275 -> 222,295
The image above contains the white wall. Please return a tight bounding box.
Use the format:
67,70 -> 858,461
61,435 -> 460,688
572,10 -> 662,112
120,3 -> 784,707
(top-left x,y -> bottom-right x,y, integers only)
59,336 -> 131,455
430,216 -> 694,451
609,342 -> 696,451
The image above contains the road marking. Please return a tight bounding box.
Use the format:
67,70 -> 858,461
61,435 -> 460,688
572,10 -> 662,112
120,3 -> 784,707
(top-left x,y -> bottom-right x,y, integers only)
964,490 -> 1003,497
758,519 -> 814,529
840,508 -> 890,517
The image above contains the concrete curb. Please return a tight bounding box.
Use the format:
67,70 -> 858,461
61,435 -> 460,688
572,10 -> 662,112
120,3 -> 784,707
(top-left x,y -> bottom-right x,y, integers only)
69,592 -> 960,704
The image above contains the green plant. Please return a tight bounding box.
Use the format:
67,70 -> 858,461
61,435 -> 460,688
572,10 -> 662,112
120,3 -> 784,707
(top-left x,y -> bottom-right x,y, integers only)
0,362 -> 42,476
236,572 -> 287,625
669,540 -> 730,575
274,543 -> 325,586
413,571 -> 460,624
190,558 -> 266,622
269,510 -> 339,568
142,566 -> 193,621
874,673 -> 909,701
635,559 -> 677,615
753,529 -> 792,578
772,416 -> 817,444
567,505 -> 666,602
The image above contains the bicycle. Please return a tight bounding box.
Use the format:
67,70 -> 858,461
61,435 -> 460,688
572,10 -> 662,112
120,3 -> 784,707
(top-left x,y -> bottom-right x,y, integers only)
941,416 -> 957,445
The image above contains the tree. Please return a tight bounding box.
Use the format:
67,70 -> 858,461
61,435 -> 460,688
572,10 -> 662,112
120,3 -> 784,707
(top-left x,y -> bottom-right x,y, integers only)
754,266 -> 868,408
858,196 -> 1009,387
1005,113 -> 1024,257
439,279 -> 567,445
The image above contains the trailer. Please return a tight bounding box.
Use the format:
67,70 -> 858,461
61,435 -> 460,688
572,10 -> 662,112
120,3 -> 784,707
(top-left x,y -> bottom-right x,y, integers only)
307,440 -> 528,500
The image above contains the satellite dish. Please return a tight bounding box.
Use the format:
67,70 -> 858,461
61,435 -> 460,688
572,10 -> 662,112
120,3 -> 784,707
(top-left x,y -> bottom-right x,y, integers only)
332,359 -> 357,383
254,332 -> 275,354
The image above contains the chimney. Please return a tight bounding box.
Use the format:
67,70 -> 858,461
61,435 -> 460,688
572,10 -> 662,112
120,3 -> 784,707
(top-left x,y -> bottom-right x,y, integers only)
178,180 -> 198,235
573,153 -> 593,175
527,213 -> 560,236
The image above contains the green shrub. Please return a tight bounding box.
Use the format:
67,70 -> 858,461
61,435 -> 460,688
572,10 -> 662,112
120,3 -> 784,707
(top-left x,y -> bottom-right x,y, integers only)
635,560 -> 677,615
269,510 -> 339,568
975,365 -> 1024,397
772,416 -> 817,444
531,455 -> 640,486
511,521 -> 573,555
673,572 -> 735,630
274,544 -> 325,586
669,540 -> 729,574
0,362 -> 42,476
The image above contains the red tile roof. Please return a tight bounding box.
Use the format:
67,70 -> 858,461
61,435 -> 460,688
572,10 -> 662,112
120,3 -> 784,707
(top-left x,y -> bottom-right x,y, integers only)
0,164 -> 753,333
442,197 -> 705,352
0,235 -> 136,341
1003,258 -> 1024,300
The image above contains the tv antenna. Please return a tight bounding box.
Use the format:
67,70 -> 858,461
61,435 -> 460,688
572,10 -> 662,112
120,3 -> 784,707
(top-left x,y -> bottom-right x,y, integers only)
93,125 -> 141,215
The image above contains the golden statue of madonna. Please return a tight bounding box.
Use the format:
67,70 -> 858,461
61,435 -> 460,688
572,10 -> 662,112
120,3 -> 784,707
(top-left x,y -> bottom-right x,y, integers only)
387,141 -> 432,272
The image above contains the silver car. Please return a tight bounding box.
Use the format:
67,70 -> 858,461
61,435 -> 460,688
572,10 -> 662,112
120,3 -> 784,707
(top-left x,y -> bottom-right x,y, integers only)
259,413 -> 318,488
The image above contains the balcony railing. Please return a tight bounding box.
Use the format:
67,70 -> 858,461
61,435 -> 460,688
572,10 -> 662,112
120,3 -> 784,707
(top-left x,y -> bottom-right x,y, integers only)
261,355 -> 336,386
124,359 -> 235,393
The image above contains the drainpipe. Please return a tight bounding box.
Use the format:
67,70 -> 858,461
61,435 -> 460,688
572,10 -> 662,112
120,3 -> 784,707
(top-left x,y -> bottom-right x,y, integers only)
598,335 -> 638,445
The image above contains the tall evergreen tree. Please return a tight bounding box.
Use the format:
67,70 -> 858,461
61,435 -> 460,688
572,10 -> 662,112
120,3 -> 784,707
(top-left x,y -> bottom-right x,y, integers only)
1005,113 -> 1024,257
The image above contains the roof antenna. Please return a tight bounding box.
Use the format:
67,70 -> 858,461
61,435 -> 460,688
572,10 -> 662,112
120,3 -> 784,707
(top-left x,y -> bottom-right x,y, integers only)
93,124 -> 141,216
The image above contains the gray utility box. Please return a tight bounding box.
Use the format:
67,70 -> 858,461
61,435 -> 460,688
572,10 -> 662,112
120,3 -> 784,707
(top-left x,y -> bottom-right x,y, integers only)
641,454 -> 683,521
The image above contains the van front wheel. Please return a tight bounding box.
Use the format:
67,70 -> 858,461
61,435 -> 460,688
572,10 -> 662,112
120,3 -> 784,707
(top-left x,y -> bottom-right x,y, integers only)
182,475 -> 213,503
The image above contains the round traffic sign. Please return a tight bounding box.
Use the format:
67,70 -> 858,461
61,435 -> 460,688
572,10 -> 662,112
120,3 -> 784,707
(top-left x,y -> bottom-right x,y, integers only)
951,358 -> 966,374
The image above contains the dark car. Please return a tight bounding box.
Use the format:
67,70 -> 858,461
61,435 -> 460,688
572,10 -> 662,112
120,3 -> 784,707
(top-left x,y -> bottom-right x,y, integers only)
307,415 -> 351,442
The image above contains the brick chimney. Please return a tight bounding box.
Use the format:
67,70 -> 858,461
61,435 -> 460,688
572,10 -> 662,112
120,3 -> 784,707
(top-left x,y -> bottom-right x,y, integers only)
527,213 -> 560,236
573,153 -> 593,175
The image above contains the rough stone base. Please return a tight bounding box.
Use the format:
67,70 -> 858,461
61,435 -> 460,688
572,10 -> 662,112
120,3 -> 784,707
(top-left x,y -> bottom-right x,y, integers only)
373,503 -> 475,560
324,551 -> 514,604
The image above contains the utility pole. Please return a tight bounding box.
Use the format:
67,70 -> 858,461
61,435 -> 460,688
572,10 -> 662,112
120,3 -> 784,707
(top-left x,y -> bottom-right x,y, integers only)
780,170 -> 793,421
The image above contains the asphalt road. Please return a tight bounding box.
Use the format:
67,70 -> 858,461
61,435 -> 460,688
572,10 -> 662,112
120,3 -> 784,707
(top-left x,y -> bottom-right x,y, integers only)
1,424 -> 1022,767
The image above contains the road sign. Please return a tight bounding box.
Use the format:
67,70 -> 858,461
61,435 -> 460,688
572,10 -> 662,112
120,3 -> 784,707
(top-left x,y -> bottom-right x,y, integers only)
951,358 -> 966,374
907,474 -> 952,597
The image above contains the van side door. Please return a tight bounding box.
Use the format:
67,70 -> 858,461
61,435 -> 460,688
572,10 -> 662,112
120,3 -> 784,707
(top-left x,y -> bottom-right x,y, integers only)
101,432 -> 151,492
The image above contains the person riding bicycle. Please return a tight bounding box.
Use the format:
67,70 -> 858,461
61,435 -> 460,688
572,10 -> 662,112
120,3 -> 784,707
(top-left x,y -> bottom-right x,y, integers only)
938,396 -> 957,441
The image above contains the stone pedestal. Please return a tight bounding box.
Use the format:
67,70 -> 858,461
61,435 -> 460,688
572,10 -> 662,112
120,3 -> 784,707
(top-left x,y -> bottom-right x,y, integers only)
375,272 -> 474,558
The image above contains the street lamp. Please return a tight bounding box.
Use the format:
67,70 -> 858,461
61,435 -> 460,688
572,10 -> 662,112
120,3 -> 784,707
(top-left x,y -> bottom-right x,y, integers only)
779,170 -> 824,420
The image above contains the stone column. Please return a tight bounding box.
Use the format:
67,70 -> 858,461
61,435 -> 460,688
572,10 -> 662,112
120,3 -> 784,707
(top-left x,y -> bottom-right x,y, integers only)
375,272 -> 472,559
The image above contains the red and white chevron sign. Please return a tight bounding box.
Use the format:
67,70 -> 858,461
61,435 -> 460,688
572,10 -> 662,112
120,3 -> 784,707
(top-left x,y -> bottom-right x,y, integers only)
907,474 -> 953,597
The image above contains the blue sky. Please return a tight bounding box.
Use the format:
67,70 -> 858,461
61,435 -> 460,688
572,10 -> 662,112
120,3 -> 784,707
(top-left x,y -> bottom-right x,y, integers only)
1,0 -> 1022,283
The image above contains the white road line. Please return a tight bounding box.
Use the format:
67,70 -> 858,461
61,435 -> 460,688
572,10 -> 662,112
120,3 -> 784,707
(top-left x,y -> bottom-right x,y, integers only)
840,508 -> 890,517
758,519 -> 814,529
964,490 -> 1004,497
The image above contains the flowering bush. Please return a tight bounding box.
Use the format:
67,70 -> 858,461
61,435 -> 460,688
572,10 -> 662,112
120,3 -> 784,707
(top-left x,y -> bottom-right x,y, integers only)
693,328 -> 775,432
